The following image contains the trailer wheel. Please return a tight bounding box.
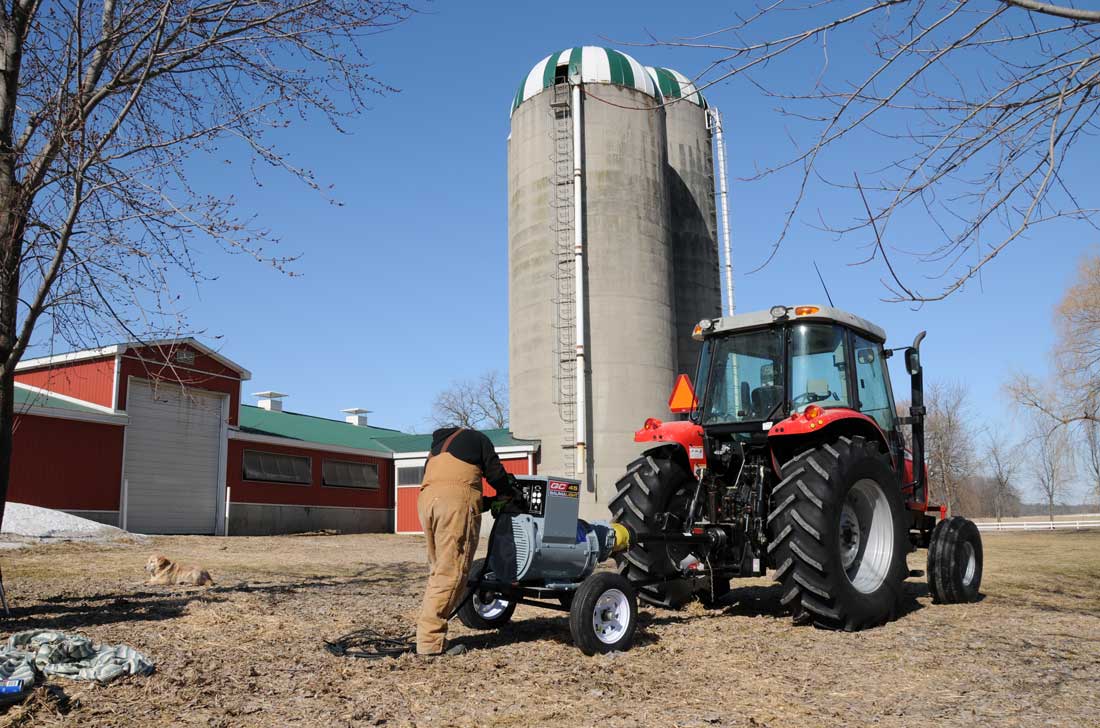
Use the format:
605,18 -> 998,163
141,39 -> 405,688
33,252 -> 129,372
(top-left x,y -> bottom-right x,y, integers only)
768,435 -> 909,630
457,559 -> 516,630
927,516 -> 983,604
569,572 -> 638,655
609,451 -> 695,608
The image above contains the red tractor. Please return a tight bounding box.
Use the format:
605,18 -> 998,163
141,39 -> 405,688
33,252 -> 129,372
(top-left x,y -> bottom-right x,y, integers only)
611,304 -> 982,629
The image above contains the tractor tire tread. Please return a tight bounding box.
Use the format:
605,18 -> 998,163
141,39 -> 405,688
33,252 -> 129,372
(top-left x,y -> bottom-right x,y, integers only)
927,516 -> 983,604
611,452 -> 695,609
767,435 -> 908,631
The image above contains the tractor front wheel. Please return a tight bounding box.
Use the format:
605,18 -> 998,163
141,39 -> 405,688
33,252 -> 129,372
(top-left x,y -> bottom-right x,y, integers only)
768,435 -> 909,630
927,516 -> 983,604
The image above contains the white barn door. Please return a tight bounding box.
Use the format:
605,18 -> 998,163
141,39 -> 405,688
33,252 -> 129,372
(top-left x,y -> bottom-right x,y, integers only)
124,379 -> 227,534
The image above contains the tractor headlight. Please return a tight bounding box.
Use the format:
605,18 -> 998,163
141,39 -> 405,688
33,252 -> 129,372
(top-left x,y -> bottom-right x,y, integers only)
770,305 -> 788,319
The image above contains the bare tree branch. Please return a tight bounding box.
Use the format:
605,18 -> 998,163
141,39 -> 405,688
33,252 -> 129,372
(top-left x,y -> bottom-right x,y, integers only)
431,370 -> 509,430
0,0 -> 417,530
645,1 -> 1100,302
1002,0 -> 1100,23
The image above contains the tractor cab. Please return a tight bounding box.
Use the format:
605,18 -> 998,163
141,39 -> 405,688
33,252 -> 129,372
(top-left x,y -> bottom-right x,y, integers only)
695,305 -> 891,423
692,305 -> 909,479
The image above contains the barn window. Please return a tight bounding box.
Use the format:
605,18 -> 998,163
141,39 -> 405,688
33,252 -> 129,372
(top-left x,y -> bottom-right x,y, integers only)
322,459 -> 380,489
396,466 -> 425,486
243,450 -> 311,485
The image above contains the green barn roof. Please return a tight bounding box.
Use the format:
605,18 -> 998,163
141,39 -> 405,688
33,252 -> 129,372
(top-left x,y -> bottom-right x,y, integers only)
238,405 -> 401,453
238,405 -> 538,457
374,429 -> 538,455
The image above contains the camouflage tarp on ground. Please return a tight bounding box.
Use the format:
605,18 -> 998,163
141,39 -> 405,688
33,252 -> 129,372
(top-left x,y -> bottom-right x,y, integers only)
3,630 -> 154,684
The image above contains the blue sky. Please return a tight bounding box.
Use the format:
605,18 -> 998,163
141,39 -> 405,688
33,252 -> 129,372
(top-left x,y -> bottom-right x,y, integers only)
63,4 -> 1099,474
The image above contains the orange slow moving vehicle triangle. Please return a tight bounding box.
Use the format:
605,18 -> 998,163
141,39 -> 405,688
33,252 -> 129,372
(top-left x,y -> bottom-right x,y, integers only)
667,374 -> 697,413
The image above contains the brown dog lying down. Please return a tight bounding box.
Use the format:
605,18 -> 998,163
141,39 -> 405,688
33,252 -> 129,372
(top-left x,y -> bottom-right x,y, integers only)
145,553 -> 215,586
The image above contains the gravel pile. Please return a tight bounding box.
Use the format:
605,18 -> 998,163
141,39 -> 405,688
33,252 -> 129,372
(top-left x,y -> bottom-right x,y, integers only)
1,502 -> 133,542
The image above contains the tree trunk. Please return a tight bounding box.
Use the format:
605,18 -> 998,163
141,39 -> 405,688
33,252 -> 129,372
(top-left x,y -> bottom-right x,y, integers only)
0,165 -> 24,535
0,369 -> 13,533
0,15 -> 23,536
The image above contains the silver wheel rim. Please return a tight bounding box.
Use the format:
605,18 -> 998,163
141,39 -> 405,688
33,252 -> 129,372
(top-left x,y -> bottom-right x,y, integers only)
961,541 -> 977,586
473,590 -> 509,620
840,478 -> 895,595
592,589 -> 631,645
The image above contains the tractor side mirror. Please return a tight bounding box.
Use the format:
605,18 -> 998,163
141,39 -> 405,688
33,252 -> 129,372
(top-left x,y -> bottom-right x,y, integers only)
905,331 -> 926,376
905,349 -> 920,376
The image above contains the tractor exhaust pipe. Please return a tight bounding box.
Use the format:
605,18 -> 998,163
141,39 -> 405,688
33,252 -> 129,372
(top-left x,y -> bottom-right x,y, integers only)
906,331 -> 927,505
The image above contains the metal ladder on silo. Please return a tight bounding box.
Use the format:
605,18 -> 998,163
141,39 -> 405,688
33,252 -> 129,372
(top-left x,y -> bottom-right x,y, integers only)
548,81 -> 576,478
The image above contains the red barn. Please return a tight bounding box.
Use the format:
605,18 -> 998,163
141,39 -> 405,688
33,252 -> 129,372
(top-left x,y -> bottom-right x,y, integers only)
10,339 -> 540,536
15,339 -> 249,533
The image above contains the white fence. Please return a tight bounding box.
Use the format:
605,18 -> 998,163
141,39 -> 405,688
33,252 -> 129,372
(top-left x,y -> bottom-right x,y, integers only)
976,519 -> 1100,532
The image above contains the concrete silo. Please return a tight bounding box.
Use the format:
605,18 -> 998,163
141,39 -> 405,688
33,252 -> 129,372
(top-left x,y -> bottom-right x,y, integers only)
647,67 -> 723,377
508,47 -> 724,519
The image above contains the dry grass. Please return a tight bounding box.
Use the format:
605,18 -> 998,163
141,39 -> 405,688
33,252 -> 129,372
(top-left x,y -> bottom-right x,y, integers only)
0,530 -> 1097,727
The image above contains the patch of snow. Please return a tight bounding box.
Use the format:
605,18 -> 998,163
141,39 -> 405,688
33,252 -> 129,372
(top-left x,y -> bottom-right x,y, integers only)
1,502 -> 135,542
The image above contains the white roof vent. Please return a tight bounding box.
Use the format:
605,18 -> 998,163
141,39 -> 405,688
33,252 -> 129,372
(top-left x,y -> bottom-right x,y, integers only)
254,391 -> 287,412
342,408 -> 371,426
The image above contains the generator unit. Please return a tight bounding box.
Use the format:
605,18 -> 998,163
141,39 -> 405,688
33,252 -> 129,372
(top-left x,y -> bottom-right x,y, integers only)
460,475 -> 640,655
487,476 -> 624,584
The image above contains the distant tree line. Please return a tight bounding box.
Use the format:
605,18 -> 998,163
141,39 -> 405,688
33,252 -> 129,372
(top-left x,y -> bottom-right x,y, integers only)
430,370 -> 508,430
917,253 -> 1100,521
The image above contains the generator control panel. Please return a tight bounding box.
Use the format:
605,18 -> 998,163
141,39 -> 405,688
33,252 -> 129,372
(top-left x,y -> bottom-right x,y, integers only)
512,475 -> 582,544
517,478 -> 546,517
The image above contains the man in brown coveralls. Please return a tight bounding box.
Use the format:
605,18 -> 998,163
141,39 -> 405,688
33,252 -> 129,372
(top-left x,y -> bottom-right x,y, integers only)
416,426 -> 516,657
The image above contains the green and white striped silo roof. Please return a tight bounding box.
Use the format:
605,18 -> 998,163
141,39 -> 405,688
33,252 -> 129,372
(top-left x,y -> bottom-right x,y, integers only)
646,66 -> 707,108
511,46 -> 658,116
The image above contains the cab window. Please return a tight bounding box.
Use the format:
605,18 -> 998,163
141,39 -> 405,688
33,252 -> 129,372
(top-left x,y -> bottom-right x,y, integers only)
789,323 -> 851,412
853,333 -> 895,431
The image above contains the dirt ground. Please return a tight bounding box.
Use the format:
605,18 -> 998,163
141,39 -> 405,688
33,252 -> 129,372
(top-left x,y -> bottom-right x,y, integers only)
0,529 -> 1097,727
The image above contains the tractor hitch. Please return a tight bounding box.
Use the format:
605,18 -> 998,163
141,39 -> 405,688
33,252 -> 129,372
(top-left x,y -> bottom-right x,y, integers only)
629,525 -> 727,548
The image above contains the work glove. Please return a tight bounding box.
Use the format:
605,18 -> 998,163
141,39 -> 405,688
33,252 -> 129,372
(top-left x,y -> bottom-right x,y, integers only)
481,495 -> 513,516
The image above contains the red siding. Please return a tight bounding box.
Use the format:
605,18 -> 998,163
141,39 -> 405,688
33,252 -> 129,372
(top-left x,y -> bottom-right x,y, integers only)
395,487 -> 420,533
397,456 -> 532,534
15,358 -> 115,408
118,344 -> 242,426
482,456 -> 532,497
227,439 -> 393,509
10,414 -> 123,510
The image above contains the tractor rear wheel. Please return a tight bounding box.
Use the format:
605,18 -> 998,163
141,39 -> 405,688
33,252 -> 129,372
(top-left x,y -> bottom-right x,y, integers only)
768,435 -> 909,630
609,450 -> 695,609
927,516 -> 983,604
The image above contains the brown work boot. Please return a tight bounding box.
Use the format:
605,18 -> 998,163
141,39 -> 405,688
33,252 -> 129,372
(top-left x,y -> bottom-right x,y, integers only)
415,643 -> 467,660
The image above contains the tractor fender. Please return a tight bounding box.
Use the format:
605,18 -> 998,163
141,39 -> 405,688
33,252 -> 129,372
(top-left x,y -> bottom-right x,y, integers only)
634,418 -> 704,473
767,407 -> 891,473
